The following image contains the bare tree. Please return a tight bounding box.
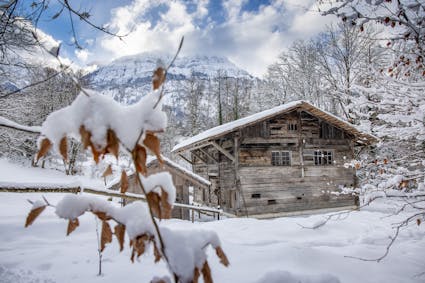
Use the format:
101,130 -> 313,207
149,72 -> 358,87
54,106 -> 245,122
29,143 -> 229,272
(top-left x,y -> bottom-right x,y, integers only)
321,0 -> 425,78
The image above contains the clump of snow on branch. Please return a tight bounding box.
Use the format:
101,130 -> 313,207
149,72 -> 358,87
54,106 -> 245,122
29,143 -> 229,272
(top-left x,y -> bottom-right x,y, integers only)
40,89 -> 167,153
55,194 -> 155,242
141,171 -> 176,205
161,227 -> 223,282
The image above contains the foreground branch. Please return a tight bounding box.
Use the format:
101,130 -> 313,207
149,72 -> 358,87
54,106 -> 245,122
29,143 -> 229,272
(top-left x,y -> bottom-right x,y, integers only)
0,116 -> 41,133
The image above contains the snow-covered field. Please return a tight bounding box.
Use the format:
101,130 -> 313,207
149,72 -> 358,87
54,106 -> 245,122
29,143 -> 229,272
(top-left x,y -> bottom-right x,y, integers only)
1,194 -> 424,283
0,161 -> 424,283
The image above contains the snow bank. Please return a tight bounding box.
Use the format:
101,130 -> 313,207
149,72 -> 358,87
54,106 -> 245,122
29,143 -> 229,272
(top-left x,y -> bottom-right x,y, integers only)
255,270 -> 340,283
1,193 -> 424,283
0,159 -> 104,189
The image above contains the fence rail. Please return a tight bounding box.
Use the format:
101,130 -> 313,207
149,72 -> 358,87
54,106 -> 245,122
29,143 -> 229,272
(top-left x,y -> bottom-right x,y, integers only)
0,186 -> 235,220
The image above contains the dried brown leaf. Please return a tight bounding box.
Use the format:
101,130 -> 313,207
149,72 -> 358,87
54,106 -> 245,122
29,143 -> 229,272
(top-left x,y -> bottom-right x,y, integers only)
36,138 -> 51,162
91,145 -> 101,164
152,67 -> 166,90
417,218 -> 421,226
120,170 -> 129,194
106,129 -> 119,159
147,191 -> 161,218
133,145 -> 147,175
67,218 -> 79,236
160,188 -> 172,219
79,125 -> 91,149
153,244 -> 161,263
25,205 -> 46,227
193,267 -> 200,283
102,164 -> 113,178
101,221 -> 113,252
143,133 -> 163,164
114,224 -> 126,252
92,211 -> 112,221
130,246 -> 136,263
201,261 -> 213,283
215,246 -> 229,267
133,234 -> 149,258
59,136 -> 68,161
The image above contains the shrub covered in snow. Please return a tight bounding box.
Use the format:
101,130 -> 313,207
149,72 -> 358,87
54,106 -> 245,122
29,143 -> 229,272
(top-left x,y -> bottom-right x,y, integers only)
25,45 -> 230,283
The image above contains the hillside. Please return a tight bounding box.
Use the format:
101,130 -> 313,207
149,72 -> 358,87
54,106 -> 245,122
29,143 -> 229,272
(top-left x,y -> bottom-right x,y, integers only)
83,53 -> 254,105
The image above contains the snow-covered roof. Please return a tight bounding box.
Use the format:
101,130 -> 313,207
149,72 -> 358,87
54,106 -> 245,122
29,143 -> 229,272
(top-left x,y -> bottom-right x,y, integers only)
146,155 -> 211,187
172,100 -> 378,153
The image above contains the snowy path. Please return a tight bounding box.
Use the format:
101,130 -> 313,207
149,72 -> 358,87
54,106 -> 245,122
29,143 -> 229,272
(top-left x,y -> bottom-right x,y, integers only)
0,192 -> 424,283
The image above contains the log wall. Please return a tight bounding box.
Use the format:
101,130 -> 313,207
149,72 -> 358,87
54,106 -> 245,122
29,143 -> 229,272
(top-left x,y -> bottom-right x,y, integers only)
191,109 -> 359,217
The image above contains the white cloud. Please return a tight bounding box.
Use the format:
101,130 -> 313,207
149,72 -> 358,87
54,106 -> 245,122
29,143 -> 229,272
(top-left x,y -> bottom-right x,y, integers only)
85,0 -> 337,77
75,49 -> 91,63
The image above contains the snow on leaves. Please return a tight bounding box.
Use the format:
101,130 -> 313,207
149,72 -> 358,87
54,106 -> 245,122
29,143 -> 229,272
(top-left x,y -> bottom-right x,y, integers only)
27,42 -> 229,282
35,88 -> 167,166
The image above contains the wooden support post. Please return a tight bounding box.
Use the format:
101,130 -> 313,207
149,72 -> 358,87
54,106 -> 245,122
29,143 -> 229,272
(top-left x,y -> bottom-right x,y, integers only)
210,141 -> 235,162
298,110 -> 305,178
234,134 -> 248,217
191,209 -> 194,223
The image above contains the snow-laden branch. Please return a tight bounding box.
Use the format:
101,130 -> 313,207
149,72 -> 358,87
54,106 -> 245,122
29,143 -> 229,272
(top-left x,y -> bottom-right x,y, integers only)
0,116 -> 41,133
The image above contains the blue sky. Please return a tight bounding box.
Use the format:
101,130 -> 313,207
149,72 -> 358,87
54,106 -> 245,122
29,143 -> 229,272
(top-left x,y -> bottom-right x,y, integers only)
35,0 -> 335,76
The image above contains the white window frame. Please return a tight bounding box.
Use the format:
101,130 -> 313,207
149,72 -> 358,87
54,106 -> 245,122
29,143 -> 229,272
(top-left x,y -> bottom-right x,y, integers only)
314,150 -> 334,165
271,151 -> 291,166
287,122 -> 298,131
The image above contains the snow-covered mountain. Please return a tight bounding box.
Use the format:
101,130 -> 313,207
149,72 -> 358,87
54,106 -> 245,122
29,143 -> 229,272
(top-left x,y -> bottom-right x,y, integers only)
83,53 -> 253,104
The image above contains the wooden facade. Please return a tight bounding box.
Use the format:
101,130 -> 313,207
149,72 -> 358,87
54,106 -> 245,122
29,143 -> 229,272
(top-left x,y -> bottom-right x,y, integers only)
172,101 -> 377,218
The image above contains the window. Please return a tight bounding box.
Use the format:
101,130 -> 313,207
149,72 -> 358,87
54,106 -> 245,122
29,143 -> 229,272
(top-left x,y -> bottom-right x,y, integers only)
251,193 -> 261,199
287,122 -> 298,131
320,122 -> 343,139
314,150 -> 333,165
271,151 -> 291,166
268,199 -> 277,205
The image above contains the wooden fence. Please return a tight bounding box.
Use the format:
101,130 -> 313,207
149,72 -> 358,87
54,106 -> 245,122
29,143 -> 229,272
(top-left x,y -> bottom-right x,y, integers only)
0,186 -> 235,221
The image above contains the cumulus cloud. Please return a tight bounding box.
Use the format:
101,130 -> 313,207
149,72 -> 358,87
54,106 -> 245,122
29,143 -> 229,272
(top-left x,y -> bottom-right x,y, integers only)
85,0 -> 336,77
75,49 -> 91,63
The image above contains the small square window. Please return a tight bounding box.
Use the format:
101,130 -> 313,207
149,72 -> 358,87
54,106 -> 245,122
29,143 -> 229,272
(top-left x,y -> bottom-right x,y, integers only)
288,122 -> 298,131
314,150 -> 333,165
272,151 -> 291,166
268,199 -> 277,205
251,193 -> 261,199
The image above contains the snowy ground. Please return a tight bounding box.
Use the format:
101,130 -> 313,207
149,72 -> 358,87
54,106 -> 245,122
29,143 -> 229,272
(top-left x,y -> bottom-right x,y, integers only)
0,162 -> 424,282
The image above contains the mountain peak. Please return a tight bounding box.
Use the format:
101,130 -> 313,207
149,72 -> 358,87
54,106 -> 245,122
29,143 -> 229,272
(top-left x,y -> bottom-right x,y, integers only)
84,53 -> 253,91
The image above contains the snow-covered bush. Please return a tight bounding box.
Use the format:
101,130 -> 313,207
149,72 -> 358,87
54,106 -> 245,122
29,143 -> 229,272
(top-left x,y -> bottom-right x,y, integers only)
25,50 -> 229,283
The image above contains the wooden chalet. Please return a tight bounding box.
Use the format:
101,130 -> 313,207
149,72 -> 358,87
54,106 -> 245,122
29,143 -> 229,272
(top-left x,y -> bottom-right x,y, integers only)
112,156 -> 211,220
172,100 -> 378,218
